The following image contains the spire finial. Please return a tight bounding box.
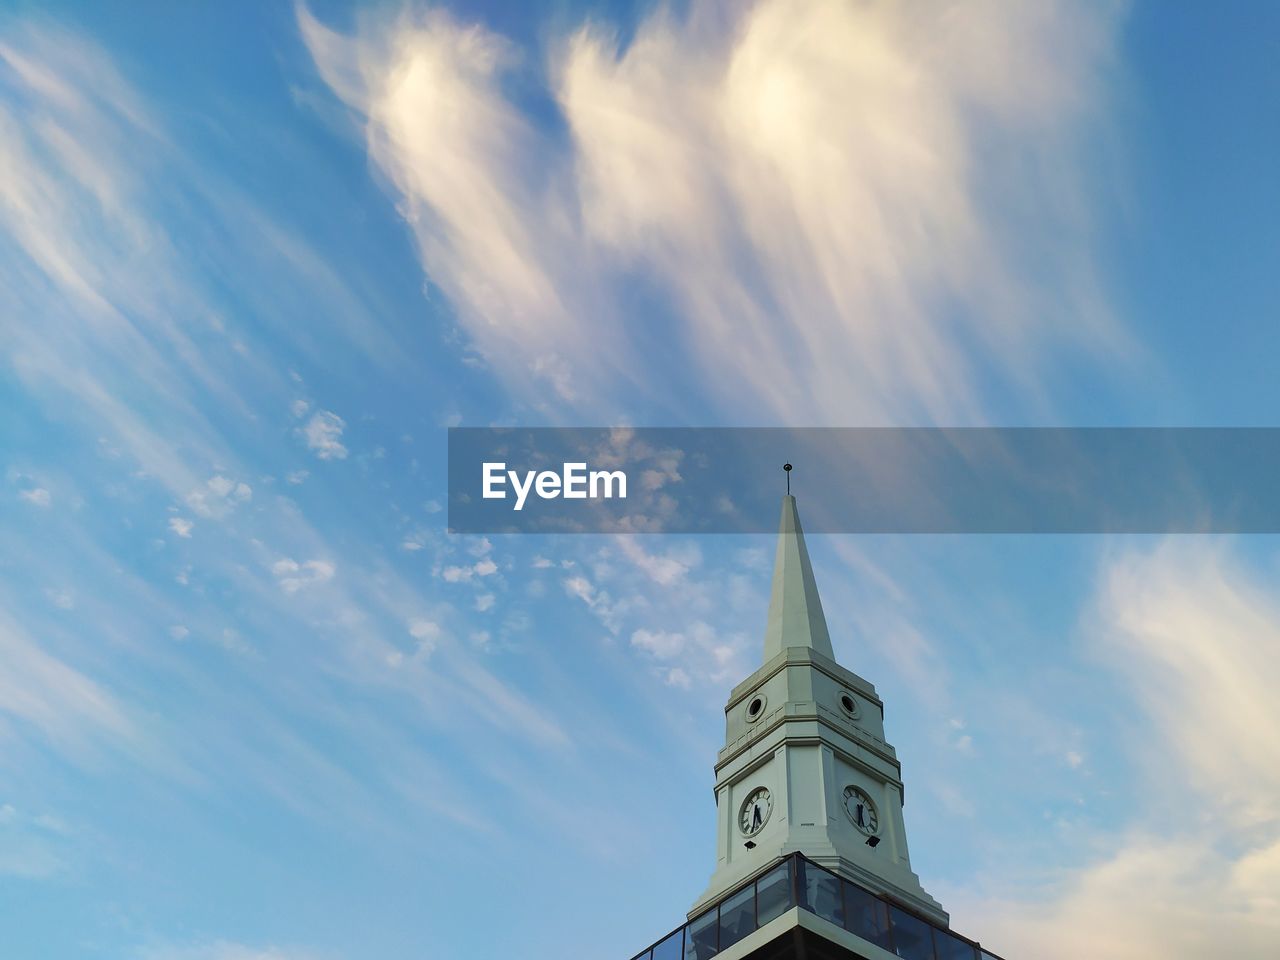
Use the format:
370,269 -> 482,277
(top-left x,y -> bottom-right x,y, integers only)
783,462 -> 792,496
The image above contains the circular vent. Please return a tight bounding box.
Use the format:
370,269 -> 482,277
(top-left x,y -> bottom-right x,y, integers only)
745,693 -> 767,723
837,691 -> 860,719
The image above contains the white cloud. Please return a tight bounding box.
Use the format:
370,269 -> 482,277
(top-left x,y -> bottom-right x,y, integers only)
18,487 -> 50,507
630,627 -> 684,660
217,629 -> 255,657
615,535 -> 696,586
168,625 -> 189,640
630,619 -> 746,687
285,469 -> 309,485
186,475 -> 252,519
207,475 -> 243,499
563,575 -> 594,604
271,557 -> 336,593
408,618 -> 440,640
289,398 -> 310,418
1097,542 -> 1280,829
301,0 -> 1125,423
561,573 -> 635,637
664,667 -> 691,689
474,593 -> 495,612
407,618 -> 440,657
932,781 -> 978,820
951,540 -> 1280,959
168,516 -> 194,538
298,410 -> 348,460
956,835 -> 1280,960
44,588 -> 74,609
439,557 -> 499,583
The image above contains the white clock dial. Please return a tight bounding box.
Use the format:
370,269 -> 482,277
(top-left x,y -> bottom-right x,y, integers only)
842,785 -> 879,836
739,786 -> 773,837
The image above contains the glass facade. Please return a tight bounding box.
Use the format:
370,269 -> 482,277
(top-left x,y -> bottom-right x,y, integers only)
627,854 -> 1007,960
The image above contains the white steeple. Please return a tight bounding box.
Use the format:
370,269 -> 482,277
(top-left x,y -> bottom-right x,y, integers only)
690,493 -> 947,926
763,495 -> 835,661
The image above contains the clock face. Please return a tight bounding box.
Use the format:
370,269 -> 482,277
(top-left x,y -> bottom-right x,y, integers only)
842,785 -> 879,836
739,786 -> 773,837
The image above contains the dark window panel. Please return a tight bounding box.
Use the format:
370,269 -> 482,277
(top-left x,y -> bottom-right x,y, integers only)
756,860 -> 795,927
685,908 -> 719,960
798,861 -> 844,928
652,927 -> 683,960
890,906 -> 937,960
718,884 -> 756,951
933,928 -> 978,960
843,882 -> 892,951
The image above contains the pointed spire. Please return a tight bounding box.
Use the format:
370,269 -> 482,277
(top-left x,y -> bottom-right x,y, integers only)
763,494 -> 835,661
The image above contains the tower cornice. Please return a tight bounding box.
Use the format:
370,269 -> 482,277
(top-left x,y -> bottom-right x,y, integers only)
726,646 -> 884,717
715,710 -> 904,790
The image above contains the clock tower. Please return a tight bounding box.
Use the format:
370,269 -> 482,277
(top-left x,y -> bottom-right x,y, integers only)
690,493 -> 945,923
624,494 -> 1005,960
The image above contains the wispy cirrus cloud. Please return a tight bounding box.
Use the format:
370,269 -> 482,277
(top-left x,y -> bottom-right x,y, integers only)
3,7 -> 1224,960
0,20 -> 393,514
300,0 -> 1128,424
0,14 -> 584,859
0,609 -> 132,755
948,539 -> 1280,959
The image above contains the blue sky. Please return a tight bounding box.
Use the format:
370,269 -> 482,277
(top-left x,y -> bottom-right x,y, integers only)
3,2 -> 1280,959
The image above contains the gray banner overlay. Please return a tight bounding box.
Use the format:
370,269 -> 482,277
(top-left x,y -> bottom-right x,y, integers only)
447,428 -> 1280,534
